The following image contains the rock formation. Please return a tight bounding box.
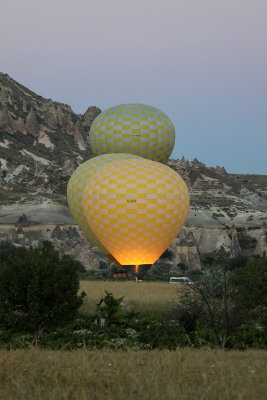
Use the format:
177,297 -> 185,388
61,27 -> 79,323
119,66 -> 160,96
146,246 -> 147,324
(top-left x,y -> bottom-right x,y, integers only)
170,231 -> 201,271
230,225 -> 242,258
254,223 -> 267,257
0,72 -> 101,197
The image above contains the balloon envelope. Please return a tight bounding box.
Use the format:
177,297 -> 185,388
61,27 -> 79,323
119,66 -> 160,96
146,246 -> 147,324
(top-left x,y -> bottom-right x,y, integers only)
83,158 -> 189,265
67,153 -> 141,254
89,104 -> 175,164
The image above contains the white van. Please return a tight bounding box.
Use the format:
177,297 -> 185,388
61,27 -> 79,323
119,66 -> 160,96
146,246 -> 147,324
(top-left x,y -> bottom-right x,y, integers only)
170,276 -> 193,284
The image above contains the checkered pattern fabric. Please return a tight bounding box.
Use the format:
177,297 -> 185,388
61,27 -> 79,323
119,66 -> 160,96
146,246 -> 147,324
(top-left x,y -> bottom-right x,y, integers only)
67,153 -> 141,254
83,158 -> 189,265
89,104 -> 175,164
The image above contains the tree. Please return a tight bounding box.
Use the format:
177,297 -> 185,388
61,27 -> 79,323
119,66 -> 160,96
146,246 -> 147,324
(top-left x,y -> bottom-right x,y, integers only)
0,241 -> 19,262
95,291 -> 124,326
230,257 -> 267,320
0,241 -> 85,336
177,254 -> 267,348
177,252 -> 237,348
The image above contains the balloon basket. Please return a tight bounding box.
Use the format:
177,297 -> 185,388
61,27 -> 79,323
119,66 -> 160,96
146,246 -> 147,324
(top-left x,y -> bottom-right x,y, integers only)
123,264 -> 151,280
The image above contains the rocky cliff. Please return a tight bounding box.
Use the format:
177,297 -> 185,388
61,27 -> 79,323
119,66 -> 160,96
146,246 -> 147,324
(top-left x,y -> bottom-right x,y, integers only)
0,72 -> 100,197
0,73 -> 266,272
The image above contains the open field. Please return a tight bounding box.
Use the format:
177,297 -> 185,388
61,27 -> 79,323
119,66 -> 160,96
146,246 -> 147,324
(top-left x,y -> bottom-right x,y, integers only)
0,349 -> 266,400
79,280 -> 184,315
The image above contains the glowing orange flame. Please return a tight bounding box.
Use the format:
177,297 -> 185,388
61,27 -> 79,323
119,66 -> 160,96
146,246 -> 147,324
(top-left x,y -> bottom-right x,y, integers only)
135,265 -> 139,274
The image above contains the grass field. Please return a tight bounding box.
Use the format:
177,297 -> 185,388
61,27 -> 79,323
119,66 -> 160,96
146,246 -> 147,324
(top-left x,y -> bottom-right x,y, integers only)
0,348 -> 266,400
79,280 -> 184,315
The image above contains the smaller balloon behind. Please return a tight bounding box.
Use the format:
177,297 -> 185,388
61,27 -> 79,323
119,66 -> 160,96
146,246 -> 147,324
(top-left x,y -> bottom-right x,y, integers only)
89,104 -> 175,164
67,153 -> 141,255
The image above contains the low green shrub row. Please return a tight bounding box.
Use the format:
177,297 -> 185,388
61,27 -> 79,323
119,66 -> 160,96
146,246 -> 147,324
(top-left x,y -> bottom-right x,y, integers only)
0,314 -> 266,351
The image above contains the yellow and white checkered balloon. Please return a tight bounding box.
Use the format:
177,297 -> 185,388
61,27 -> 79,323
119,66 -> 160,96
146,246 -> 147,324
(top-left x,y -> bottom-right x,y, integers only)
83,158 -> 189,265
89,104 -> 175,164
67,153 -> 141,254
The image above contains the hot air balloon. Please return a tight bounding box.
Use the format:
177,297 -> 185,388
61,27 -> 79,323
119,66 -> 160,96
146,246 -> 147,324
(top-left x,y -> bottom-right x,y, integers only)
83,158 -> 189,266
89,104 -> 175,164
67,153 -> 141,256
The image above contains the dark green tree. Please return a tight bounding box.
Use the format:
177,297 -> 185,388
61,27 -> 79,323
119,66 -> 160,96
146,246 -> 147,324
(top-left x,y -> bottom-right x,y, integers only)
0,241 -> 85,335
176,254 -> 267,348
0,241 -> 19,262
230,257 -> 267,318
96,291 -> 124,326
177,251 -> 236,348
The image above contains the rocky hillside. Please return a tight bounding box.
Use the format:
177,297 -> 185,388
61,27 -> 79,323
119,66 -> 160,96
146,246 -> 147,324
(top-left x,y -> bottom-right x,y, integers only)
0,73 -> 266,272
0,72 -> 100,197
168,158 -> 267,268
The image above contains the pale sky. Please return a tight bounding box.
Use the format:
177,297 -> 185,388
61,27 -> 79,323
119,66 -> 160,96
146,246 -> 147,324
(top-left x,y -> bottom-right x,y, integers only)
1,0 -> 267,174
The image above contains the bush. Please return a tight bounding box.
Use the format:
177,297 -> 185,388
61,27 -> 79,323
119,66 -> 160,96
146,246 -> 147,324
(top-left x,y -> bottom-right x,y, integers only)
149,262 -> 171,276
175,255 -> 267,348
175,253 -> 238,348
0,241 -> 19,262
230,257 -> 267,321
227,323 -> 267,350
0,241 -> 85,332
96,291 -> 124,326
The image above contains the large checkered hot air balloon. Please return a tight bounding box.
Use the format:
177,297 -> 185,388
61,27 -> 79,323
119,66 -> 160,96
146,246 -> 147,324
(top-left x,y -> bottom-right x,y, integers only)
83,158 -> 189,266
89,104 -> 175,164
67,153 -> 141,255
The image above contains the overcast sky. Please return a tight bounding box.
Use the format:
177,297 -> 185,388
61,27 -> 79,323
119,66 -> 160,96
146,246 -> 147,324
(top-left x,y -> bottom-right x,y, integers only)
1,0 -> 266,174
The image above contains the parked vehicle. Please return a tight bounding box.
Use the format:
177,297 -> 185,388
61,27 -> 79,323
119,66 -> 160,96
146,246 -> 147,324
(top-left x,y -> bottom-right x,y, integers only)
169,276 -> 193,284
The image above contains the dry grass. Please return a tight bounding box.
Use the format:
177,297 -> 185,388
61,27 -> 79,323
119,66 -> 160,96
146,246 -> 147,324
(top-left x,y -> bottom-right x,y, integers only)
79,280 -> 184,315
0,348 -> 266,400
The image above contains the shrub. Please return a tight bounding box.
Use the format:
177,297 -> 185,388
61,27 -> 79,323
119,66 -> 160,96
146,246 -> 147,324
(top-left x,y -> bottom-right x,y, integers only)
0,241 -> 85,332
96,291 -> 124,326
230,257 -> 267,321
175,255 -> 267,348
175,252 -> 238,348
0,241 -> 19,262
